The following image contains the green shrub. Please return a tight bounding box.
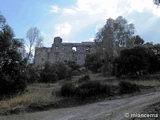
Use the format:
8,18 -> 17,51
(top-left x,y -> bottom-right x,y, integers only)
114,46 -> 159,77
78,75 -> 90,83
59,83 -> 76,97
0,61 -> 27,99
71,70 -> 81,76
85,53 -> 102,73
65,61 -> 79,71
58,81 -> 112,99
119,81 -> 140,94
54,61 -> 72,80
76,81 -> 111,99
40,62 -> 58,83
26,64 -> 40,84
39,61 -> 72,83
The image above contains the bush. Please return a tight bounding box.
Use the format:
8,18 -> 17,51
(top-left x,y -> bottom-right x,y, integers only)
39,61 -> 72,83
85,53 -> 102,73
54,61 -> 72,80
0,61 -> 27,99
78,75 -> 90,83
71,70 -> 81,76
58,81 -> 112,100
114,46 -> 156,77
40,62 -> 58,83
65,61 -> 79,71
26,64 -> 40,84
59,83 -> 76,97
76,81 -> 111,99
119,81 -> 140,94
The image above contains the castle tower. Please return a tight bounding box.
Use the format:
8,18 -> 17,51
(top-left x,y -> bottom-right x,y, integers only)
54,37 -> 62,45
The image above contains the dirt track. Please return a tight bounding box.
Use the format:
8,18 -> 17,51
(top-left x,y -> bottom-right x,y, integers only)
0,91 -> 160,120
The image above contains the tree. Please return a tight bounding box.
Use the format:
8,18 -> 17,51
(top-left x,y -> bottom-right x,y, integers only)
0,14 -> 14,69
126,35 -> 144,48
153,44 -> 160,54
0,13 -> 27,98
134,35 -> 144,45
40,62 -> 58,83
26,27 -> 43,63
65,61 -> 79,71
85,53 -> 102,72
143,42 -> 154,49
114,46 -> 157,77
153,0 -> 160,6
94,16 -> 135,75
39,61 -> 72,83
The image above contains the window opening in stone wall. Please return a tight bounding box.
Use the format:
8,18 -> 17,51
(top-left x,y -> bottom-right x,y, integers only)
55,46 -> 59,52
86,46 -> 90,53
72,47 -> 77,52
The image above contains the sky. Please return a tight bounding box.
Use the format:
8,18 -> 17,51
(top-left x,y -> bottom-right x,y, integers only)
0,0 -> 160,47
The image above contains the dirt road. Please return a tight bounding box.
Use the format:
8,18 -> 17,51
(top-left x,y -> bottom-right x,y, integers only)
0,91 -> 160,120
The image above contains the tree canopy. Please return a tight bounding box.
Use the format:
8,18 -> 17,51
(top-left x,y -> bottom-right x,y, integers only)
153,0 -> 160,6
26,27 -> 43,63
114,46 -> 160,77
0,13 -> 27,98
94,16 -> 135,75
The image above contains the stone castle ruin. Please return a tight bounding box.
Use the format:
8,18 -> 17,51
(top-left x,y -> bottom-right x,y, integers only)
34,37 -> 96,66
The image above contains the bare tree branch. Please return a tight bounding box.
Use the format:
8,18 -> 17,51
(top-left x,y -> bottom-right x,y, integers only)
26,27 -> 43,63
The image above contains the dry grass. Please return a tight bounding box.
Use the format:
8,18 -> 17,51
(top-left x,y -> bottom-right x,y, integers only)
0,83 -> 61,115
0,94 -> 33,115
128,80 -> 160,87
70,73 -> 160,87
1,94 -> 32,109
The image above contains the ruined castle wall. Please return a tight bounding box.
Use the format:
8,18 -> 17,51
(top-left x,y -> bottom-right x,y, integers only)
34,47 -> 51,66
34,37 -> 96,66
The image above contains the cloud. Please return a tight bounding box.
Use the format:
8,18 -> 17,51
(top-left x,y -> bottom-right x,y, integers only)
41,31 -> 54,47
63,40 -> 69,43
50,6 -> 60,13
89,37 -> 94,41
127,0 -> 160,17
63,8 -> 76,15
49,0 -> 130,42
48,0 -> 160,44
75,0 -> 123,17
75,0 -> 104,15
126,10 -> 160,43
54,22 -> 72,36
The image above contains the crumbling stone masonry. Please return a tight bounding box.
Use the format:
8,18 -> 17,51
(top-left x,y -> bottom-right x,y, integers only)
34,37 -> 96,66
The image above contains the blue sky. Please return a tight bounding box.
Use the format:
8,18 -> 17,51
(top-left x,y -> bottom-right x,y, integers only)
0,0 -> 160,47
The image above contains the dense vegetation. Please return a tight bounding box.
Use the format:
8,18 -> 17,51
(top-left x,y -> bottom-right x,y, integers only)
85,45 -> 160,77
114,46 -> 160,77
59,80 -> 112,100
85,16 -> 160,77
0,14 -> 28,99
39,61 -> 79,83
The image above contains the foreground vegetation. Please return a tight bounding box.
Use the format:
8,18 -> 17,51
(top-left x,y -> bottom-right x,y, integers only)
0,73 -> 160,115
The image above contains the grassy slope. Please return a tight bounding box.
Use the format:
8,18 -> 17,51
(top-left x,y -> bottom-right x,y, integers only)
1,73 -> 160,115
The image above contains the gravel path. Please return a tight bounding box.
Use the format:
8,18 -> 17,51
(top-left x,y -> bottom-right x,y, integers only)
0,91 -> 160,120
